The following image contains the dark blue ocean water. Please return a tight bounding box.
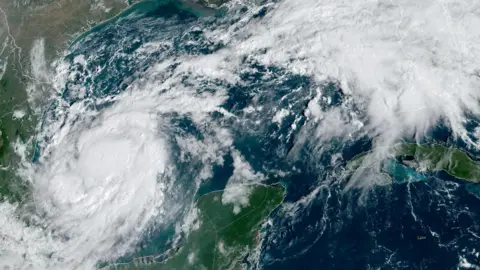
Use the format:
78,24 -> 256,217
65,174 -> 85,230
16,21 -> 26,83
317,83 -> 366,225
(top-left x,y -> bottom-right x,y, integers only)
59,1 -> 480,269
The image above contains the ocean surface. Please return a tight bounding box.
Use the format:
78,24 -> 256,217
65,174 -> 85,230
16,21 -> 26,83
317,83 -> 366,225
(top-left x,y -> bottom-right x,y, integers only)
15,0 -> 480,268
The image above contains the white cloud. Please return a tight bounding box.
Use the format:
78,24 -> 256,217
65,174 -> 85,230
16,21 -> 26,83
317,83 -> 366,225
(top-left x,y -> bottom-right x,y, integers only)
228,150 -> 264,184
221,151 -> 264,213
222,184 -> 253,209
4,0 -> 480,267
218,240 -> 226,254
181,207 -> 201,237
218,0 -> 480,187
12,110 -> 26,120
474,126 -> 480,147
3,43 -> 235,268
272,108 -> 290,124
27,38 -> 54,110
188,252 -> 196,264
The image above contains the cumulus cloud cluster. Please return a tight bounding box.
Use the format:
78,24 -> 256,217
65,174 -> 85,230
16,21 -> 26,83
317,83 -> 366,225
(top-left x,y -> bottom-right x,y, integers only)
220,0 -> 480,186
3,0 -> 480,268
236,0 -> 480,144
1,45 -> 233,268
222,151 -> 264,213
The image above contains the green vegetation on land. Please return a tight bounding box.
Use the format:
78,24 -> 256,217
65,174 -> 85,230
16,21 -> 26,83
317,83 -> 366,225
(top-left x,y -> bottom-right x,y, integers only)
396,143 -> 480,182
0,126 -> 30,203
0,0 -> 222,205
0,127 -> 8,160
0,0 -> 141,204
109,184 -> 286,270
348,143 -> 480,183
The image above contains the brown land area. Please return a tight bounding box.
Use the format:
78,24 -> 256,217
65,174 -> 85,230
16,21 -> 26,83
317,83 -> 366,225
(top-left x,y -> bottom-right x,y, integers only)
0,0 -> 139,202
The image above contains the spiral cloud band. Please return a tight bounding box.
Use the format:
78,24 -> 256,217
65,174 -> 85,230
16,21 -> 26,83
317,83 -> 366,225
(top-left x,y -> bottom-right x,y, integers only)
34,107 -> 168,265
1,47 -> 231,268
1,0 -> 480,268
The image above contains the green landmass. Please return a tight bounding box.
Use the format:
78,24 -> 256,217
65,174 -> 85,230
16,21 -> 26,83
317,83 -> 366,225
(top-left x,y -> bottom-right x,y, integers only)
0,126 -> 30,203
346,151 -> 368,171
347,143 -> 480,183
108,184 -> 286,270
396,143 -> 480,182
0,0 -> 141,203
0,0 -> 227,204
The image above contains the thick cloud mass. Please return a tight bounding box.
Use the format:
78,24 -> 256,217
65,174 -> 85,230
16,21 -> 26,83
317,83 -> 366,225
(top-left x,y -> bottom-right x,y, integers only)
230,0 -> 480,148
2,0 -> 480,268
34,107 -> 168,265
209,0 -> 480,188
0,51 -> 231,269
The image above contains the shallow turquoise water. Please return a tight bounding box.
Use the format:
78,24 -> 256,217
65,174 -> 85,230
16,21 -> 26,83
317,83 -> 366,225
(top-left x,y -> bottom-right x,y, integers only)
49,1 -> 480,268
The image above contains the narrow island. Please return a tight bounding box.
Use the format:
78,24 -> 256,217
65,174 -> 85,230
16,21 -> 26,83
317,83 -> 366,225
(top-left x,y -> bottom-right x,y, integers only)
107,183 -> 286,269
347,143 -> 480,183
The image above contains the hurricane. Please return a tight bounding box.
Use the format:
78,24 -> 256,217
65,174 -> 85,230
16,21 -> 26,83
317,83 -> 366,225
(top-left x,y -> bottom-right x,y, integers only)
0,0 -> 479,269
